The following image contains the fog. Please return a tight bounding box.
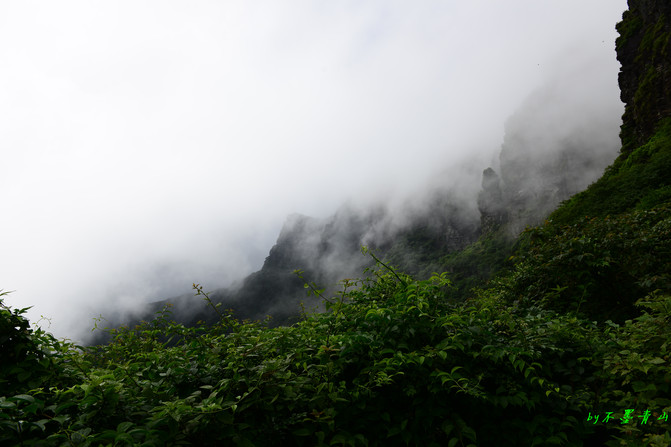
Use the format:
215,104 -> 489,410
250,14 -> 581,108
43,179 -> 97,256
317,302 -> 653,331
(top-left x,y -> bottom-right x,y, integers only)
0,1 -> 627,342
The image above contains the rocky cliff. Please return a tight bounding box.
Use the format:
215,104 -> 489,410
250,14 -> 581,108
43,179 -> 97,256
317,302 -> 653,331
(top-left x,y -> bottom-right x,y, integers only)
617,0 -> 671,153
547,0 -> 671,223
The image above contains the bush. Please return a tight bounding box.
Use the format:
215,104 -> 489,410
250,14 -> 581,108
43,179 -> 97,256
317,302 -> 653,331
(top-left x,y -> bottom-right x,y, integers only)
1,251 -> 669,445
497,205 -> 671,322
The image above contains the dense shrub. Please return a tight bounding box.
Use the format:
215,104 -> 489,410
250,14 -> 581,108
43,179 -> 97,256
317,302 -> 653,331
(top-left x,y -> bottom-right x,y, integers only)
4,254 -> 669,446
497,205 -> 671,322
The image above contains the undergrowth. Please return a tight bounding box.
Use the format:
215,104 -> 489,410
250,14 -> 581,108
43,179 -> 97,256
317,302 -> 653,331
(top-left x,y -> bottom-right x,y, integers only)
2,243 -> 670,445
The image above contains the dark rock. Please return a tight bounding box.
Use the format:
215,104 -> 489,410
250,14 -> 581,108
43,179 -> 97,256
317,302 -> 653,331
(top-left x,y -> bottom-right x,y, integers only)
617,0 -> 671,152
477,168 -> 507,234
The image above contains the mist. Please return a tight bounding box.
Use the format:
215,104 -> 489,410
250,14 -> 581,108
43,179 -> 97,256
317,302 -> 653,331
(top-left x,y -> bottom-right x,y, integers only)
0,1 -> 627,342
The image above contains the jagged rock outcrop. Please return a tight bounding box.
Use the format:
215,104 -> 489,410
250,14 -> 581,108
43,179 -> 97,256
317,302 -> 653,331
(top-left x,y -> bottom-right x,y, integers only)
477,168 -> 506,234
617,0 -> 671,153
263,214 -> 325,271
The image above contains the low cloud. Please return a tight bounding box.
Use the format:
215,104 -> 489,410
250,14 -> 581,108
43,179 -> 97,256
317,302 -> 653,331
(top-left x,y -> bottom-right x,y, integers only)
0,0 -> 626,342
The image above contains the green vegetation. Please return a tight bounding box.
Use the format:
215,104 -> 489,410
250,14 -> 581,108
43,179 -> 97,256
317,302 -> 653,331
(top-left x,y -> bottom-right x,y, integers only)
438,229 -> 515,301
3,103 -> 670,447
615,10 -> 642,52
4,4 -> 671,443
2,232 -> 671,445
637,15 -> 670,65
500,205 -> 671,322
550,118 -> 671,224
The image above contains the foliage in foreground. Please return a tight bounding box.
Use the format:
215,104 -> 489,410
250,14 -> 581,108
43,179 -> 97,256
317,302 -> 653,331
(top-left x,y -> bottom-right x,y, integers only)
1,250 -> 670,446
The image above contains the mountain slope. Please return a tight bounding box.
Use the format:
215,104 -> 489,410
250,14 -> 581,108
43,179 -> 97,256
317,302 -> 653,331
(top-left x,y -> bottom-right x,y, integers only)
500,0 -> 671,323
4,2 -> 671,445
116,55 -> 622,332
551,0 -> 671,223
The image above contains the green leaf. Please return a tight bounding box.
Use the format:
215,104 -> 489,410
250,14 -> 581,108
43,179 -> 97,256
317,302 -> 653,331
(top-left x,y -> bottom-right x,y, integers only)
115,432 -> 135,444
0,400 -> 16,410
632,381 -> 657,392
53,415 -> 70,425
11,394 -> 35,403
117,421 -> 134,433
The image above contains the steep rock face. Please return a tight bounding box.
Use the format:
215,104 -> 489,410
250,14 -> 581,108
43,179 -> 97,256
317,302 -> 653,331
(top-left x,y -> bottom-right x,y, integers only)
617,0 -> 671,153
249,195 -> 479,294
548,0 -> 671,223
105,197 -> 480,336
212,209 -> 380,325
263,214 -> 326,271
382,191 -> 481,276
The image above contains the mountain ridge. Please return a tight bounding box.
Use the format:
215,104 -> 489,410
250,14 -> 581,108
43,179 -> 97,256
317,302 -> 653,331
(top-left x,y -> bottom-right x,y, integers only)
106,54 -> 623,336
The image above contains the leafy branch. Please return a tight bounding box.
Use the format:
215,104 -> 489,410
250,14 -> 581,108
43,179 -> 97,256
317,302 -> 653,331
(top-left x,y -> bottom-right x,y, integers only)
361,246 -> 408,287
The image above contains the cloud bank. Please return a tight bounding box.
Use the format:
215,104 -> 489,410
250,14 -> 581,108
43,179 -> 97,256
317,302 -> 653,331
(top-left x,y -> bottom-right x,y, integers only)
0,0 -> 626,341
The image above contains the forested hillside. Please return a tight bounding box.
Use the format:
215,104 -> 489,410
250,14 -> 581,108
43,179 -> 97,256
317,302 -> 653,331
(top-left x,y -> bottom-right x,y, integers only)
2,1 -> 671,445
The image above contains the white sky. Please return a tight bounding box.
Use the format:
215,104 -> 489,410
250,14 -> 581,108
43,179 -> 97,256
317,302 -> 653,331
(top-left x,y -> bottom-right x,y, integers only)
0,1 -> 627,341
